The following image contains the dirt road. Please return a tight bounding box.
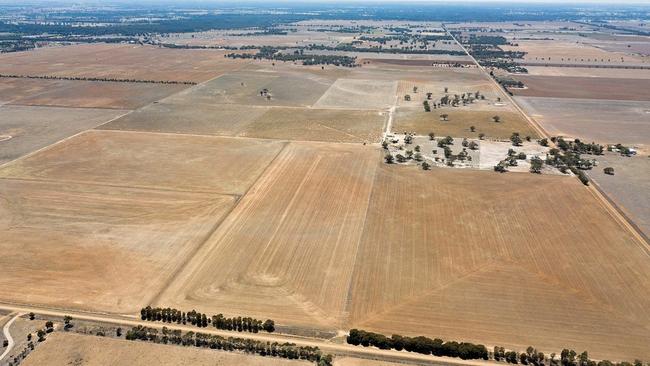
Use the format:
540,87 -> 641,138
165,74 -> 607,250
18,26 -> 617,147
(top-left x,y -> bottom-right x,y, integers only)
0,312 -> 23,362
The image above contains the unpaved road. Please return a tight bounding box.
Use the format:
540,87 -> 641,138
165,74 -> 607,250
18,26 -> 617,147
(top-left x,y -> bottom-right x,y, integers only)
0,312 -> 23,362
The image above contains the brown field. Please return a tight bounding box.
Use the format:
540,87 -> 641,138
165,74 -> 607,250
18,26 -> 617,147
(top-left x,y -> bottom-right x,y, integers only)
164,69 -> 335,107
0,130 -> 286,194
100,103 -> 386,143
0,178 -> 235,313
512,75 -> 650,101
0,44 -> 247,83
99,103 -> 270,136
502,40 -> 646,64
314,79 -> 397,110
0,77 -> 63,104
348,165 -> 650,361
0,105 -> 127,165
155,142 -> 380,330
515,96 -> 650,146
6,79 -> 188,109
392,107 -> 537,139
23,333 -> 310,366
238,107 -> 386,143
587,153 -> 650,238
523,66 -> 650,79
396,80 -> 502,109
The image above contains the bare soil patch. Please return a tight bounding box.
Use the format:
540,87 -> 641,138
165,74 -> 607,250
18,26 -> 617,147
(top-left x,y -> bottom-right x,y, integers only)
512,75 -> 650,101
0,179 -> 235,313
22,332 -> 309,366
392,107 -> 537,139
0,130 -> 286,194
0,44 -> 247,83
523,66 -> 650,79
0,105 -> 127,165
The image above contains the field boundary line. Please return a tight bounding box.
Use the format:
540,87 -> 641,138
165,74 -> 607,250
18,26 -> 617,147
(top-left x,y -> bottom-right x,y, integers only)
147,141 -> 291,306
0,110 -> 133,170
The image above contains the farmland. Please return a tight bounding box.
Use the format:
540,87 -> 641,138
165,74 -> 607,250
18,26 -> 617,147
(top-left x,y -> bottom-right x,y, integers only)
0,6 -> 649,366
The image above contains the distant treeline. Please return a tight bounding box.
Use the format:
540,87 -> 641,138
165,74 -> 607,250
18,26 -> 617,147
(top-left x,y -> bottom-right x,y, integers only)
0,74 -> 196,85
226,47 -> 358,67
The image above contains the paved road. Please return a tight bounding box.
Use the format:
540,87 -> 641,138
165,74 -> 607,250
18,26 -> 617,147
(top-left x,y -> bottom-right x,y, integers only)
0,312 -> 23,362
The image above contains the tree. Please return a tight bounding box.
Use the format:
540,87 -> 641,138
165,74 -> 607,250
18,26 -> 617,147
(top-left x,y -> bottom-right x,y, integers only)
440,114 -> 449,121
478,133 -> 485,140
511,133 -> 522,146
404,94 -> 411,101
396,154 -> 406,163
262,319 -> 275,333
468,141 -> 479,150
539,138 -> 548,146
444,87 -> 448,93
414,152 -> 423,161
63,315 -> 73,330
492,115 -> 501,123
2,340 -> 7,348
530,157 -> 543,173
423,100 -> 431,112
29,312 -> 35,320
604,167 -> 614,175
470,125 -> 476,132
421,161 -> 430,170
414,145 -> 421,152
45,321 -> 54,333
116,327 -> 123,337
384,153 -> 394,164
36,329 -> 46,342
517,152 -> 526,160
428,132 -> 435,140
381,140 -> 388,149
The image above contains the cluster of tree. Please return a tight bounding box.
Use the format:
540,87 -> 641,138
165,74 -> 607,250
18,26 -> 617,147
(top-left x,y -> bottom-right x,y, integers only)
0,39 -> 36,53
125,325 -> 332,366
307,44 -> 466,55
554,137 -> 604,155
140,306 -> 275,333
225,47 -> 357,67
465,35 -> 508,45
347,329 -> 488,360
0,73 -> 195,85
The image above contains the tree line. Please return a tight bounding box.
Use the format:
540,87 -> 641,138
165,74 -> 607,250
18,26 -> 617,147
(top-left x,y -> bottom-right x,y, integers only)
225,47 -> 358,67
0,73 -> 196,85
125,325 -> 333,366
140,306 -> 275,333
347,329 -> 488,360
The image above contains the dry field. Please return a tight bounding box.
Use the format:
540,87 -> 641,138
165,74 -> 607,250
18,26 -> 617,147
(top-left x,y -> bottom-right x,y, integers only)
347,165 -> 650,361
314,79 -> 397,110
392,107 -> 537,139
511,75 -> 650,101
155,142 -> 380,330
587,153 -> 650,238
238,107 -> 386,143
22,333 -> 310,366
515,96 -> 650,146
0,130 -> 286,194
164,69 -> 335,108
0,77 -> 63,104
0,178 -> 235,313
6,79 -> 188,109
0,105 -> 127,165
396,80 -> 502,109
99,103 -> 270,137
0,44 -> 247,83
502,40 -> 646,64
101,102 -> 386,143
523,66 -> 650,79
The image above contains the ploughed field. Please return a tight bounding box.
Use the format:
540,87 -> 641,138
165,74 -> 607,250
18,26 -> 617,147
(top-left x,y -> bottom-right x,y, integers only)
1,34 -> 649,364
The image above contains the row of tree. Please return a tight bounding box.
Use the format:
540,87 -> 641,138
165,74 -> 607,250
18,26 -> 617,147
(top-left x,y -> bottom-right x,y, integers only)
347,329 -> 488,360
225,48 -> 357,67
0,73 -> 196,85
125,325 -> 332,365
140,306 -> 275,333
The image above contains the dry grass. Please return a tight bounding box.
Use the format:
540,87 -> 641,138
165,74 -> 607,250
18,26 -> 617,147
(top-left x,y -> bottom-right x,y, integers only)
0,44 -> 246,83
0,130 -> 286,194
0,179 -> 235,313
314,79 -> 397,110
0,105 -> 127,165
512,75 -> 650,101
155,142 -> 379,330
22,333 -> 310,366
502,40 -> 645,64
392,107 -> 538,139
